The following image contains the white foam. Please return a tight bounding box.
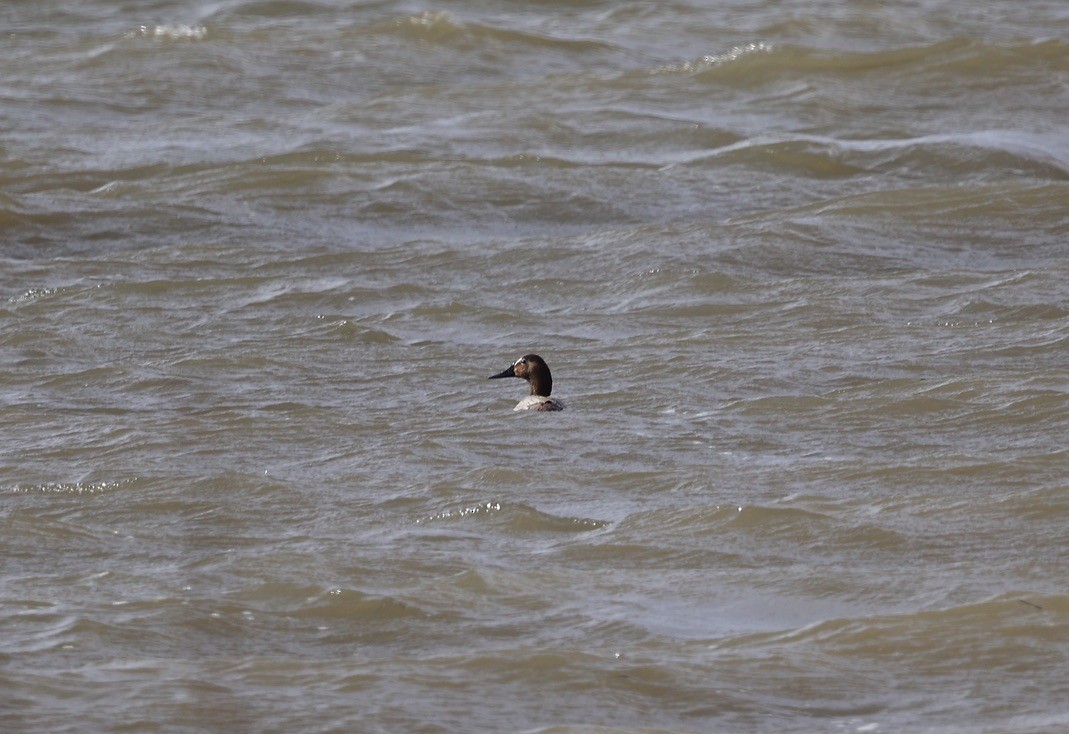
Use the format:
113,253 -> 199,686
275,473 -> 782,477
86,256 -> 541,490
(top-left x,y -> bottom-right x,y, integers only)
137,24 -> 208,40
655,42 -> 774,74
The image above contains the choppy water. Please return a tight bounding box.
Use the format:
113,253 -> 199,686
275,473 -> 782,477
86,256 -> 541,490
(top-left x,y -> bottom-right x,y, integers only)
3,1 -> 1069,732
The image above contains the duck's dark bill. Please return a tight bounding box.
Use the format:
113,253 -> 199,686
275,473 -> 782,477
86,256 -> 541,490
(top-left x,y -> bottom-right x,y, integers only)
488,365 -> 516,380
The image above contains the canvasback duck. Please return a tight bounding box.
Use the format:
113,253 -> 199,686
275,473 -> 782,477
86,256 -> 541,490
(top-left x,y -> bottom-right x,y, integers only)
488,354 -> 565,411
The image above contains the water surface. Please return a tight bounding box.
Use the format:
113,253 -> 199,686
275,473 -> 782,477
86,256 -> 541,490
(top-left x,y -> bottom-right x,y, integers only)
3,1 -> 1069,732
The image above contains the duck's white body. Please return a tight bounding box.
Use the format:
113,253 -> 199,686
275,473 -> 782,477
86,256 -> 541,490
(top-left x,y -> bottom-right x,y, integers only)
513,395 -> 565,412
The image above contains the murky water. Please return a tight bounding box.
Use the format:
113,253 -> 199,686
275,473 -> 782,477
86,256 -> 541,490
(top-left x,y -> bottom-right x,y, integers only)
3,2 -> 1068,732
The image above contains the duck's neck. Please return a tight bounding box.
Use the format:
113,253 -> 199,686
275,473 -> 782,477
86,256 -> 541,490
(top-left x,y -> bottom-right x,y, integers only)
528,370 -> 552,397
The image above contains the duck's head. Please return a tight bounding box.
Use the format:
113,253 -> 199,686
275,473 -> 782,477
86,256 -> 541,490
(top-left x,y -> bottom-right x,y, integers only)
488,354 -> 553,397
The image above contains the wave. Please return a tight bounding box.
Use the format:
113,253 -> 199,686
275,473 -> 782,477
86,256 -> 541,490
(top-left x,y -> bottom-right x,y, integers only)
665,130 -> 1069,182
417,500 -> 608,535
715,593 -> 1069,656
719,179 -> 1069,275
380,10 -> 622,56
658,38 -> 1069,83
130,24 -> 208,41
5,478 -> 134,496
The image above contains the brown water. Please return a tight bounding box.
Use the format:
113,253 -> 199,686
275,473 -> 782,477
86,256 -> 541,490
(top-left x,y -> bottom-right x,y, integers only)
3,2 -> 1069,732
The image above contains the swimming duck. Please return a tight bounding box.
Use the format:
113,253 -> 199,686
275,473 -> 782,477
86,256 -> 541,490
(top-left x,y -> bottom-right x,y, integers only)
488,354 -> 565,411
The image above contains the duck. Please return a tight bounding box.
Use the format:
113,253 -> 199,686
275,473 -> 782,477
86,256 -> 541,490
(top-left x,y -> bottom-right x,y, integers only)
488,354 -> 565,411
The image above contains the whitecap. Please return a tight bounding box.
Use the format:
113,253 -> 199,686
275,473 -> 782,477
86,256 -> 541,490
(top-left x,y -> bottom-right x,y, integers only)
136,24 -> 208,41
655,42 -> 774,74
